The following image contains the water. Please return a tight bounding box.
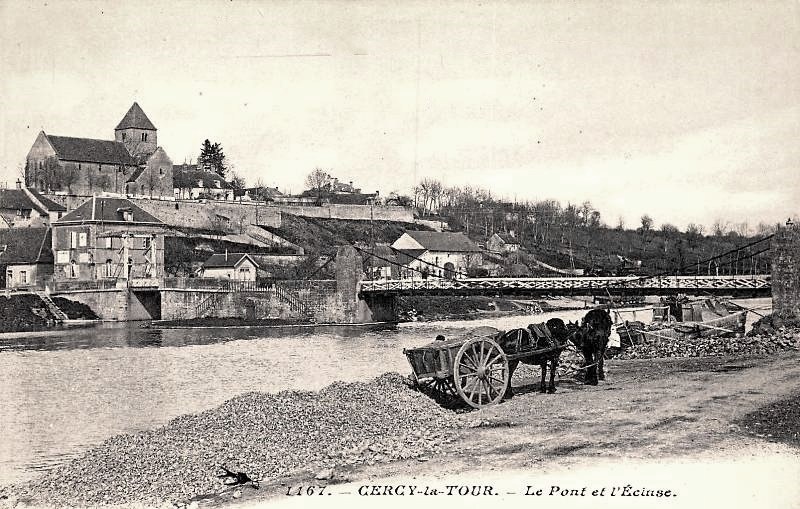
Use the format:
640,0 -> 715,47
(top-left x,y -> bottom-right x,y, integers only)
0,300 -> 769,486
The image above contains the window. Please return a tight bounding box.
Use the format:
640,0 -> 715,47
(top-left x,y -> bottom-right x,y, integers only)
159,168 -> 164,176
69,260 -> 79,278
20,271 -> 27,284
78,164 -> 82,171
143,237 -> 151,250
98,164 -> 102,172
78,232 -> 87,247
105,259 -> 113,278
6,269 -> 12,283
70,231 -> 78,248
121,132 -> 126,141
141,133 -> 147,142
56,251 -> 69,264
102,237 -> 112,249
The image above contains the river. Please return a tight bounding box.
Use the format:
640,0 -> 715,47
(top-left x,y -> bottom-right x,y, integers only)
0,299 -> 769,486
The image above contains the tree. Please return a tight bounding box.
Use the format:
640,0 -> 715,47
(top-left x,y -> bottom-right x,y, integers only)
229,171 -> 246,190
639,214 -> 654,234
198,139 -> 227,178
304,167 -> 332,205
616,216 -> 625,231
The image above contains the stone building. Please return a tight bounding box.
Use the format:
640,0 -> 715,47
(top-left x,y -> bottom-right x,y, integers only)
51,197 -> 167,283
391,231 -> 482,279
0,185 -> 66,228
173,164 -> 234,200
0,227 -> 54,288
486,232 -> 521,254
200,252 -> 259,280
25,103 -> 174,198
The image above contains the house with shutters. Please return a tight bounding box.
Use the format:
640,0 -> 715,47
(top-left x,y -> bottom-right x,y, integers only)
391,231 -> 482,279
51,197 -> 168,283
25,103 -> 174,198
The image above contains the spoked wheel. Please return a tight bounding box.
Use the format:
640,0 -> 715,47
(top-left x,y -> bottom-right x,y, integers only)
454,336 -> 509,409
421,377 -> 457,397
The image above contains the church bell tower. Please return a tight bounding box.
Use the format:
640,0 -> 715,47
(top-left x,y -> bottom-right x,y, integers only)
115,102 -> 157,158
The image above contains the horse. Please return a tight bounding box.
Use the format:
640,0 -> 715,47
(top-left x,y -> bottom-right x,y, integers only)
570,309 -> 613,385
498,318 -> 575,398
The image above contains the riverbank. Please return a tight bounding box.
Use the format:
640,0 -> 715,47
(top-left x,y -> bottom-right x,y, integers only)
3,328 -> 799,508
397,295 -> 591,322
0,294 -> 98,333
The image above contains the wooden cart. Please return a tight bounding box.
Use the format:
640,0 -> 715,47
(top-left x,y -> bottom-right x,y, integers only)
404,326 -> 567,409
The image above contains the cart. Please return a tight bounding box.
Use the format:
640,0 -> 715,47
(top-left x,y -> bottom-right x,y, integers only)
404,325 -> 568,409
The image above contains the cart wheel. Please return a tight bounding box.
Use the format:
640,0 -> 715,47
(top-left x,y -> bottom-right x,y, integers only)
418,377 -> 456,397
454,336 -> 509,409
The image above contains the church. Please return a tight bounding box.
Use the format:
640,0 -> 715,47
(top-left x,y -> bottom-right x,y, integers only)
25,103 -> 174,198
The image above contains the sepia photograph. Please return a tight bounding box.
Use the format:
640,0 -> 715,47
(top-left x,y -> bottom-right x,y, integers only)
0,1 -> 798,508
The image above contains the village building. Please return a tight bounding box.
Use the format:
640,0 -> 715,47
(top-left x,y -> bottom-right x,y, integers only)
25,103 -> 174,198
51,197 -> 167,283
173,164 -> 234,201
486,232 -> 521,254
200,252 -> 259,280
0,227 -> 54,289
0,185 -> 66,228
391,231 -> 482,279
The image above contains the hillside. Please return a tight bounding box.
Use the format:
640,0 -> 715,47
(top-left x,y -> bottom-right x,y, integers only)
262,214 -> 433,256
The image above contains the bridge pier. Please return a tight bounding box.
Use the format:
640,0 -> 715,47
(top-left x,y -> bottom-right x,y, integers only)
336,245 -> 398,323
772,223 -> 800,318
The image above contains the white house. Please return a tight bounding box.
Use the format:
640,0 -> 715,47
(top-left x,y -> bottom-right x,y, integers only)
391,231 -> 482,279
200,252 -> 259,280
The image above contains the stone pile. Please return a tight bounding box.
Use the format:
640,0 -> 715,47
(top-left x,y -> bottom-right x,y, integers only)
615,328 -> 800,360
3,373 -> 459,507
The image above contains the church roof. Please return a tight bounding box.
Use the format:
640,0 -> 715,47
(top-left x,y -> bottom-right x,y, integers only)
47,135 -> 137,165
115,102 -> 156,131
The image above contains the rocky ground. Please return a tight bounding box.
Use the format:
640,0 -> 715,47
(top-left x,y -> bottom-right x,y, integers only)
1,374 -> 459,508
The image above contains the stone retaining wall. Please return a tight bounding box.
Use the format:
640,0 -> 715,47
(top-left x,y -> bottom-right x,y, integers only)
772,224 -> 800,317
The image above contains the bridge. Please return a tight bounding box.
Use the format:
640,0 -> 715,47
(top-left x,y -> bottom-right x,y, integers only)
359,274 -> 772,298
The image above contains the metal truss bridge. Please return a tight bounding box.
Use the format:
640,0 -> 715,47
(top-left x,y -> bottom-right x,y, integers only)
359,274 -> 771,298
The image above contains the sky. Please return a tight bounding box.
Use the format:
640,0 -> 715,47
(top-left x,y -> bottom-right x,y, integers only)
1,0 -> 798,231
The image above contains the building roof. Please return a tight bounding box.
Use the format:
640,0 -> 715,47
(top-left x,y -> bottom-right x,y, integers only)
173,166 -> 232,189
115,102 -> 156,131
47,135 -> 137,165
202,252 -> 259,269
0,189 -> 47,214
56,197 -> 163,225
495,232 -> 519,244
28,190 -> 67,211
0,228 -> 53,265
397,231 -> 481,252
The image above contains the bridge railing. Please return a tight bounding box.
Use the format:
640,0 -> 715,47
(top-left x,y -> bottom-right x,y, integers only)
359,274 -> 772,293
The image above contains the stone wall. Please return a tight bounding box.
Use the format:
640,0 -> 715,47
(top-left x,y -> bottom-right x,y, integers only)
772,224 -> 800,317
276,204 -> 413,222
130,199 -> 282,230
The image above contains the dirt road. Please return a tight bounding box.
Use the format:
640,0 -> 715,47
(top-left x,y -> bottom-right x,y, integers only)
229,351 -> 800,509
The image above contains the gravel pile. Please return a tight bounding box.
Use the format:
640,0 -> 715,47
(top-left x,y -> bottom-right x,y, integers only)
3,373 -> 460,507
615,328 -> 800,359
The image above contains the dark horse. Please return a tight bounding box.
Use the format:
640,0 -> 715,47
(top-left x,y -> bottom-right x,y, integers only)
498,318 -> 575,398
571,309 -> 613,385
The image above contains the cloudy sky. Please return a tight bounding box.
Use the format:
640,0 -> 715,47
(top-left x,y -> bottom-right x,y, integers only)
1,0 -> 797,230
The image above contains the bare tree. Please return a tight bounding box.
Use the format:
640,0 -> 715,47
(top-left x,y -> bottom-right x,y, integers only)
304,167 -> 331,205
640,214 -> 654,233
711,219 -> 728,237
